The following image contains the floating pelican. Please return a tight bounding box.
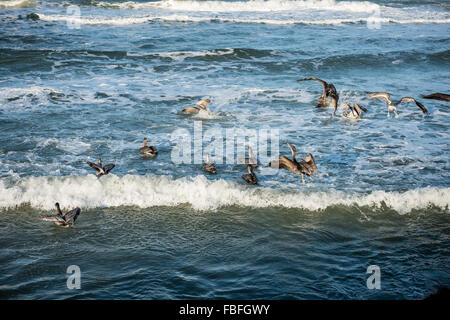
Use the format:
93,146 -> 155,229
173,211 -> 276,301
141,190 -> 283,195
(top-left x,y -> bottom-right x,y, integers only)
237,146 -> 258,169
202,153 -> 217,174
39,202 -> 81,227
269,142 -> 317,184
87,159 -> 115,178
422,93 -> 450,102
242,165 -> 257,185
139,138 -> 158,157
297,78 -> 339,114
366,92 -> 428,117
181,99 -> 211,114
343,102 -> 368,119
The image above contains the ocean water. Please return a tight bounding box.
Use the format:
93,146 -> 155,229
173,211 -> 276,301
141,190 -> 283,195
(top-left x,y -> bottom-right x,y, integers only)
0,0 -> 449,299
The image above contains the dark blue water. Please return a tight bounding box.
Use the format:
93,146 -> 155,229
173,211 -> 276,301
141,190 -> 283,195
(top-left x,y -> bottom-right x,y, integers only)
0,0 -> 449,299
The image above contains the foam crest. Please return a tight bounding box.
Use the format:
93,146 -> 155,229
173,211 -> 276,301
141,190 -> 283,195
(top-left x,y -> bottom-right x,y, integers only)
0,0 -> 35,9
36,13 -> 450,26
0,175 -> 448,213
93,0 -> 380,13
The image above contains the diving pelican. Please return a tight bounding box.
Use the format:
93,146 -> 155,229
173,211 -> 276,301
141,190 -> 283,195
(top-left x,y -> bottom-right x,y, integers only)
242,164 -> 257,185
139,138 -> 158,157
297,78 -> 339,114
202,153 -> 217,174
181,99 -> 211,114
39,202 -> 81,227
269,142 -> 317,184
87,159 -> 115,178
366,92 -> 428,117
343,102 -> 368,119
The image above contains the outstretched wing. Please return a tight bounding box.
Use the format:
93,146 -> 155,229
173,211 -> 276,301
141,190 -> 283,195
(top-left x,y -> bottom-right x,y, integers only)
399,97 -> 428,114
63,208 -> 81,225
422,93 -> 450,102
40,214 -> 65,223
196,99 -> 210,110
87,161 -> 102,172
103,164 -> 115,174
354,103 -> 368,113
270,156 -> 295,170
367,92 -> 391,105
297,78 -> 328,97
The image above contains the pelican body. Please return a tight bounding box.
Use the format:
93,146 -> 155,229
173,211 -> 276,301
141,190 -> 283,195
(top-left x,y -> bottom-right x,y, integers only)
202,153 -> 217,174
140,138 -> 158,157
87,159 -> 115,178
367,92 -> 428,118
269,142 -> 317,184
39,203 -> 81,227
343,102 -> 368,119
242,165 -> 257,185
181,99 -> 211,114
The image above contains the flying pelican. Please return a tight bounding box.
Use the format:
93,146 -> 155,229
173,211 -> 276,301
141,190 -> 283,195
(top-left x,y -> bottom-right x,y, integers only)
269,142 -> 317,184
297,78 -> 339,114
87,159 -> 115,178
202,153 -> 216,174
242,164 -> 257,185
39,202 -> 81,227
422,93 -> 450,102
237,146 -> 258,169
139,138 -> 158,157
366,92 -> 428,117
343,102 -> 368,119
181,99 -> 211,114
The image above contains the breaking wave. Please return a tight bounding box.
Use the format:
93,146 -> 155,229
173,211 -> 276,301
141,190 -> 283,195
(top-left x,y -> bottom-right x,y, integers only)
0,0 -> 35,9
0,174 -> 448,213
35,13 -> 450,26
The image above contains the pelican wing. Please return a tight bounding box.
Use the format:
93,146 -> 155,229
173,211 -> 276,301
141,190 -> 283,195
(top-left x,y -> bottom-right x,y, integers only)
103,164 -> 115,174
422,93 -> 450,102
40,214 -> 65,223
196,99 -> 210,110
354,103 -> 367,114
63,208 -> 81,225
367,92 -> 391,105
399,97 -> 428,114
87,161 -> 102,172
297,78 -> 327,96
270,156 -> 295,170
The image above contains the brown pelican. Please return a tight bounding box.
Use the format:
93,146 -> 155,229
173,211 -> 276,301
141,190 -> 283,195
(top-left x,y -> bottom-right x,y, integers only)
202,153 -> 216,174
139,138 -> 157,157
181,99 -> 211,114
422,93 -> 450,102
237,146 -> 258,169
87,159 -> 115,178
242,165 -> 257,185
269,142 -> 317,184
343,102 -> 368,119
39,202 -> 81,227
367,92 -> 428,118
297,78 -> 339,114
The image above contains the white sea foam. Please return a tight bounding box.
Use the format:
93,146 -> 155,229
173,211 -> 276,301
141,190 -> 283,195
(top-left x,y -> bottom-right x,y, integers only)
92,0 -> 381,13
0,174 -> 448,213
36,13 -> 450,26
0,0 -> 35,9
